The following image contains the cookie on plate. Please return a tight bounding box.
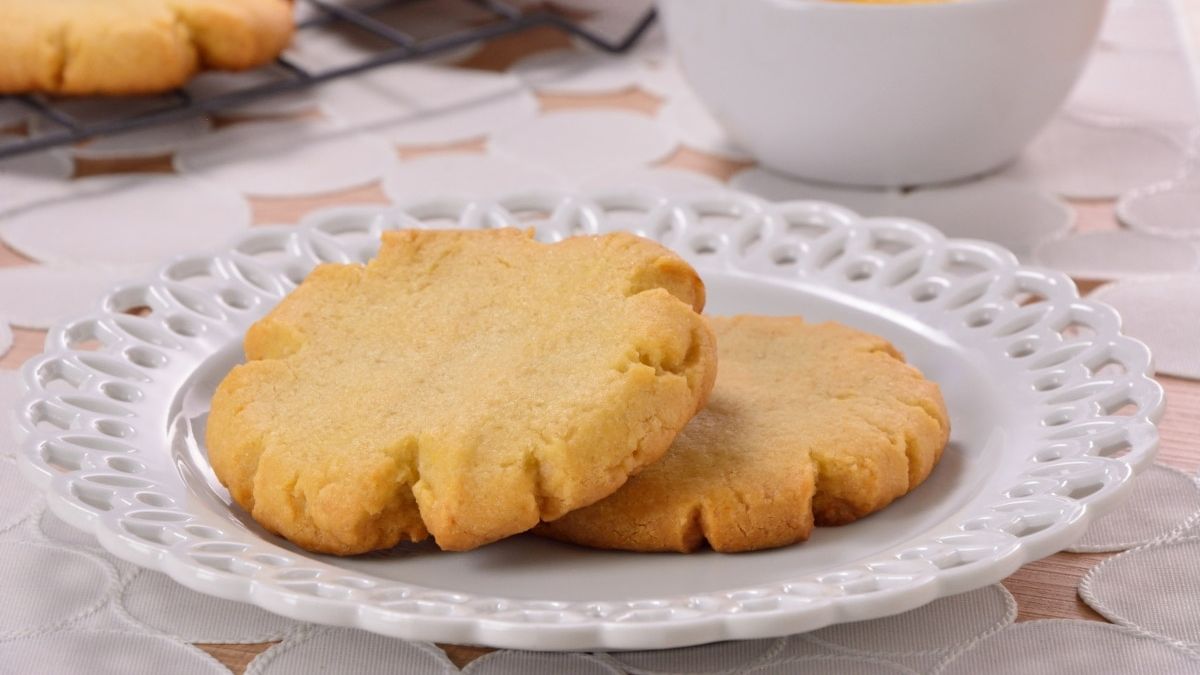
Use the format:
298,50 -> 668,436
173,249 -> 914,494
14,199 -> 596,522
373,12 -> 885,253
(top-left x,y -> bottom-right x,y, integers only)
537,315 -> 950,553
0,0 -> 293,95
207,228 -> 717,554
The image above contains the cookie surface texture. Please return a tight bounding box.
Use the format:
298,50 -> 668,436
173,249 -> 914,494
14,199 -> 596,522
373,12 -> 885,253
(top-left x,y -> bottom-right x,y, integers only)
0,0 -> 293,95
537,316 -> 950,553
207,229 -> 717,554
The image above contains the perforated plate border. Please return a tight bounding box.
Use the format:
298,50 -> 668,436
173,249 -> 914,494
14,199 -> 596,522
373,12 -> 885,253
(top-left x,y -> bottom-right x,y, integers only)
14,189 -> 1164,650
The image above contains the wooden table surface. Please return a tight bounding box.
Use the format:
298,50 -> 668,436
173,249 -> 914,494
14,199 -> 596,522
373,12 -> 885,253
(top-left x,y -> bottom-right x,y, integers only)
2,21 -> 1199,674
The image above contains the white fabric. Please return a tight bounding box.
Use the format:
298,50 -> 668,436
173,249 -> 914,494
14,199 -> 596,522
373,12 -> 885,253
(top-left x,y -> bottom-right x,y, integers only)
0,133 -> 74,213
578,167 -> 727,195
636,60 -> 691,100
0,631 -> 228,675
731,169 -> 1070,261
1077,0 -> 1198,134
0,370 -> 20,452
1068,47 -> 1199,130
37,507 -> 105,550
1069,464 -> 1200,551
383,153 -> 567,203
465,652 -> 622,675
287,24 -> 480,71
1002,115 -> 1183,200
729,167 -> 895,217
1081,536 -> 1200,649
658,91 -> 753,161
29,98 -> 213,160
1032,231 -> 1200,280
33,507 -> 140,584
0,264 -> 149,329
174,118 -> 393,197
0,174 -> 251,265
512,50 -> 642,95
1102,0 -> 1181,52
0,457 -> 38,531
0,2 -> 1196,671
120,569 -> 304,643
1119,177 -> 1200,239
604,639 -> 925,675
318,65 -> 539,146
881,180 -> 1072,262
606,637 -> 784,674
186,67 -> 320,118
797,585 -> 1015,657
937,620 -> 1200,675
286,26 -> 381,71
0,540 -> 115,640
292,0 -> 489,65
745,657 -> 917,675
490,110 -> 679,181
0,321 -> 10,361
247,627 -> 456,675
1091,276 -> 1200,379
72,598 -> 148,633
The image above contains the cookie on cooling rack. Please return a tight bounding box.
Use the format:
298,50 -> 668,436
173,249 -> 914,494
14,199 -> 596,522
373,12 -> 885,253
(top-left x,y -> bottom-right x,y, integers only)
207,228 -> 717,554
0,0 -> 293,95
537,315 -> 950,553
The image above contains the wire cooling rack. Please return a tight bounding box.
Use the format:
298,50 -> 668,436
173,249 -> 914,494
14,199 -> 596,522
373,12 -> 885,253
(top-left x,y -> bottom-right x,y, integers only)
0,0 -> 656,160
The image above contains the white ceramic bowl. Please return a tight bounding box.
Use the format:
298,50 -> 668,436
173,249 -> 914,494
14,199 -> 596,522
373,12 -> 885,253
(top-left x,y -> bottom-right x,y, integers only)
657,0 -> 1108,187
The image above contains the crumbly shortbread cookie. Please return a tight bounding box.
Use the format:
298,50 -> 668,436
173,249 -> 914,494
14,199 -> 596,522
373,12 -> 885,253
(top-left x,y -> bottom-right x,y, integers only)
538,316 -> 949,553
0,0 -> 293,95
208,229 -> 717,554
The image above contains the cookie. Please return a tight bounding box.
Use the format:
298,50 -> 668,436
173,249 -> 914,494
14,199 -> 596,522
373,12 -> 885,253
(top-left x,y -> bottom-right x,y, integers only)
0,0 -> 293,95
207,229 -> 717,554
537,316 -> 949,553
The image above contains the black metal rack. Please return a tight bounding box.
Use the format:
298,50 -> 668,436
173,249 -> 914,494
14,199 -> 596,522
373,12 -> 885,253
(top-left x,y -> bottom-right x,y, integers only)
0,0 -> 656,160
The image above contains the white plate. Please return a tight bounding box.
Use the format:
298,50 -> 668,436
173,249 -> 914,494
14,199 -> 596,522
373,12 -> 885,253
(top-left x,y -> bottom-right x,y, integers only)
14,190 -> 1163,651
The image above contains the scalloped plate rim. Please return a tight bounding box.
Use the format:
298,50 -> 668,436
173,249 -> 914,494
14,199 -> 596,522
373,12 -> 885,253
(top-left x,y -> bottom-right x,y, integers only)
14,189 -> 1165,650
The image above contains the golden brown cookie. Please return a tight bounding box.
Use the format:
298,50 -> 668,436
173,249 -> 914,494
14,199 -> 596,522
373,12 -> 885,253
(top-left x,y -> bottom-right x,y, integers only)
537,316 -> 949,553
0,0 -> 293,95
207,229 -> 717,555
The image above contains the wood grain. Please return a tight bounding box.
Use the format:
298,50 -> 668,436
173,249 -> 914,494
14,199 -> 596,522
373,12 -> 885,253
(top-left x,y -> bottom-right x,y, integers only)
3,17 -> 1198,675
540,88 -> 661,114
458,24 -> 574,72
440,644 -> 497,670
74,155 -> 173,178
1002,552 -> 1110,623
196,643 -> 273,675
1,327 -> 43,370
250,182 -> 390,226
0,240 -> 33,268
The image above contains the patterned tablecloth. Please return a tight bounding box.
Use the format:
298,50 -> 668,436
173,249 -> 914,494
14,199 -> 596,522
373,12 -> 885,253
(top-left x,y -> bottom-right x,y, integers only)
1,0 -> 1199,672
